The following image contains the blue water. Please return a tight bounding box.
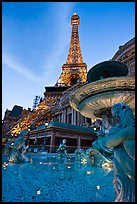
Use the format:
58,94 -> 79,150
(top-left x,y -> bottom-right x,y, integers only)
2,154 -> 115,202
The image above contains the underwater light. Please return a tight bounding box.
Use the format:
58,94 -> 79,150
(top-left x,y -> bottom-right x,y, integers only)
86,171 -> 91,175
81,158 -> 87,164
37,190 -> 41,194
96,186 -> 101,190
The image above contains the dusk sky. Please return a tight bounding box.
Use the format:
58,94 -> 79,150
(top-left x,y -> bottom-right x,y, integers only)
2,2 -> 135,119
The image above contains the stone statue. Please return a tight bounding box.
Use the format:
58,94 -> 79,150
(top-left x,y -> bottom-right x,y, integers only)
56,139 -> 67,164
56,139 -> 67,156
86,116 -> 114,167
99,103 -> 135,202
7,130 -> 31,163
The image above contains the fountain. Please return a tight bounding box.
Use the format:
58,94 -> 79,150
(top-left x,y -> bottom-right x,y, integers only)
2,61 -> 135,201
2,132 -> 115,202
70,60 -> 135,202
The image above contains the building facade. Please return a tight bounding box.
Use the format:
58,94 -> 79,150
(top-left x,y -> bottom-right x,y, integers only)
112,37 -> 135,77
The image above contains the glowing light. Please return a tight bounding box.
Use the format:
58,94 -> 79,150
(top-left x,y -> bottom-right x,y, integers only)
102,162 -> 113,171
96,185 -> 101,189
53,167 -> 56,169
128,175 -> 132,179
81,158 -> 87,164
40,162 -> 42,164
45,122 -> 49,126
86,171 -> 91,175
67,166 -> 71,168
36,190 -> 41,194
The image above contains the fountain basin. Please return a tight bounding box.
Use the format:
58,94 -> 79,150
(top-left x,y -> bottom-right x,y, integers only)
87,60 -> 128,82
70,76 -> 135,118
2,153 -> 115,202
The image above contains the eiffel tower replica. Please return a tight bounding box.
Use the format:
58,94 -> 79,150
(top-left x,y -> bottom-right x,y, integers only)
9,12 -> 88,136
55,12 -> 87,86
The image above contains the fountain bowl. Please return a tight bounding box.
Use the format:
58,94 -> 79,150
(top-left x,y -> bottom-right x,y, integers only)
70,76 -> 135,119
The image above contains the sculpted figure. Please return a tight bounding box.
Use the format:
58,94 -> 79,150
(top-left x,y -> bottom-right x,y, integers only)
8,130 -> 30,163
57,139 -> 67,157
86,117 -> 114,167
100,103 -> 135,202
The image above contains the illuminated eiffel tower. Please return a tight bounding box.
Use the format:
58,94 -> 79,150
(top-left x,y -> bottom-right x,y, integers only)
9,12 -> 88,136
56,12 -> 87,86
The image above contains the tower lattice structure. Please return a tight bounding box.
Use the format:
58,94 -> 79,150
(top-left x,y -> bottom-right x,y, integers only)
56,12 -> 87,87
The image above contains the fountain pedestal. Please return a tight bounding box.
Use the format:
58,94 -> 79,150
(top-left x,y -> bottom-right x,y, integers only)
70,61 -> 135,202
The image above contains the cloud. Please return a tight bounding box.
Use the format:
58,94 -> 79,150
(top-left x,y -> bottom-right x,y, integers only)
2,3 -> 77,86
2,53 -> 43,83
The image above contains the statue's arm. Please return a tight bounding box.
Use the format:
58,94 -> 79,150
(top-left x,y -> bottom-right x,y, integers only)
57,144 -> 62,152
106,126 -> 135,148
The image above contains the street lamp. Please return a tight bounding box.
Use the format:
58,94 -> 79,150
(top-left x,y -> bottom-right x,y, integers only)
45,122 -> 48,127
43,122 -> 48,151
27,128 -> 30,138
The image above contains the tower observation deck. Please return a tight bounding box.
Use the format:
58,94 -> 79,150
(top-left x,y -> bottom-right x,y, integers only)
56,12 -> 87,87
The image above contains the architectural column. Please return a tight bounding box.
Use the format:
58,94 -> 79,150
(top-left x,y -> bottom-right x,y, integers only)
76,111 -> 78,125
65,107 -> 67,123
49,131 -> 55,153
72,108 -> 74,124
62,109 -> 65,123
61,111 -> 64,122
63,108 -> 67,123
77,136 -> 81,148
59,113 -> 61,122
77,112 -> 80,126
73,110 -> 76,125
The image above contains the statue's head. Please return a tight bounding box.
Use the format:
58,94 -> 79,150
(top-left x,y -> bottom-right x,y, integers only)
111,103 -> 135,128
62,139 -> 66,144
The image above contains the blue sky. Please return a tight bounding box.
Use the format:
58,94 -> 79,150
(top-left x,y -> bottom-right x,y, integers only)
2,2 -> 135,119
